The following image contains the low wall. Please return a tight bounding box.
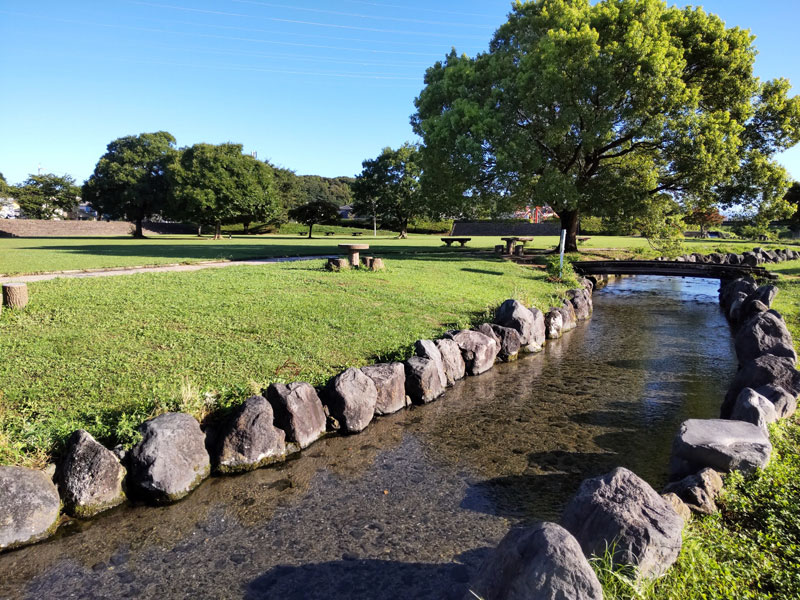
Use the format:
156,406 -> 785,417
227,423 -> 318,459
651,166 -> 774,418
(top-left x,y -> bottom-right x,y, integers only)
451,221 -> 563,236
0,220 -> 195,237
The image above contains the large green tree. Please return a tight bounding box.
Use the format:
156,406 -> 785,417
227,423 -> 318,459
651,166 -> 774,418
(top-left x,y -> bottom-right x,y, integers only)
83,131 -> 178,237
287,198 -> 340,238
352,143 -> 424,238
412,0 -> 800,251
14,173 -> 81,219
169,143 -> 278,239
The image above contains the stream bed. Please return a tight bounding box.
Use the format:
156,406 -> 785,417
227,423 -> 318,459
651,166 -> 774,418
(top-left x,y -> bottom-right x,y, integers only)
0,276 -> 736,600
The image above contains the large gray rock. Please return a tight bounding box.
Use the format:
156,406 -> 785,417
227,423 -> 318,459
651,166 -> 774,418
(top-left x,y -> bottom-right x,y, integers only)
755,383 -> 797,418
56,429 -> 126,518
663,468 -> 724,515
722,355 -> 800,418
669,419 -> 772,479
266,382 -> 326,448
446,329 -> 499,375
323,368 -> 378,433
741,285 -> 778,317
527,307 -> 546,352
730,388 -> 779,431
361,362 -> 407,415
494,299 -> 537,347
735,310 -> 797,365
479,323 -> 522,361
435,338 -> 466,385
216,396 -> 286,473
569,288 -> 592,320
720,278 -> 757,312
558,301 -> 577,332
545,308 -> 563,339
404,356 -> 445,404
129,412 -> 211,503
414,339 -> 447,388
0,466 -> 61,551
561,467 -> 683,578
661,492 -> 691,523
468,522 -> 603,600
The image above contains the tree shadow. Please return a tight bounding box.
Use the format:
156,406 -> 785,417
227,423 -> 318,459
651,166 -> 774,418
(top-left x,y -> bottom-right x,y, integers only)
460,268 -> 504,276
243,554 -> 489,600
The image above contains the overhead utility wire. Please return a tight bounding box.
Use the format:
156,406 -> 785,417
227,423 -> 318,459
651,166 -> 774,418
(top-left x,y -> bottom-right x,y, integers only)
129,1 -> 488,39
342,0 -> 501,19
227,0 -> 490,28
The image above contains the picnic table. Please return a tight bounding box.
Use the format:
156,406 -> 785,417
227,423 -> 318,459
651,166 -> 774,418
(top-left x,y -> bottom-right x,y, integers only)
352,232 -> 364,237
500,236 -> 534,254
441,237 -> 471,247
338,243 -> 369,267
325,231 -> 335,236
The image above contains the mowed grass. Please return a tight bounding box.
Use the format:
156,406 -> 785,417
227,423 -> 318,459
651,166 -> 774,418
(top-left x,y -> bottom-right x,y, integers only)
0,254 -> 565,466
3,232 -> 798,276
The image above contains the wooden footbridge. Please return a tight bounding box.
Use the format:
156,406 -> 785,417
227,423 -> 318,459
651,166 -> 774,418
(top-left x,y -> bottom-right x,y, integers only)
572,260 -> 777,280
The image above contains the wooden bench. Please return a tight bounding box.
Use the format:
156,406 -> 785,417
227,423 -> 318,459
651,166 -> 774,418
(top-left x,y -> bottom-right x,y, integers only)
324,231 -> 335,236
352,232 -> 364,237
441,237 -> 471,247
577,236 -> 591,244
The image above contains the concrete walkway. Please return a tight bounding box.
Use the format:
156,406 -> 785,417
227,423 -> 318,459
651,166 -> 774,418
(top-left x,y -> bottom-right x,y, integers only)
0,255 -> 335,284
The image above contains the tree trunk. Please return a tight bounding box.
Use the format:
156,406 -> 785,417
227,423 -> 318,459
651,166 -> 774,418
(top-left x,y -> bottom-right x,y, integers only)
243,221 -> 250,235
308,223 -> 314,238
399,219 -> 408,239
214,222 -> 222,240
197,224 -> 203,237
559,210 -> 580,252
3,283 -> 28,309
133,218 -> 145,238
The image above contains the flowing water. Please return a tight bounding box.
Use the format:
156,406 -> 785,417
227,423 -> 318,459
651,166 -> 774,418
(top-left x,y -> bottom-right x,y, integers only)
0,276 -> 736,600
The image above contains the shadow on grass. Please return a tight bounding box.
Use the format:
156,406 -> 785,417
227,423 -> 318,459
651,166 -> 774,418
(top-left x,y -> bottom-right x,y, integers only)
460,267 -> 504,276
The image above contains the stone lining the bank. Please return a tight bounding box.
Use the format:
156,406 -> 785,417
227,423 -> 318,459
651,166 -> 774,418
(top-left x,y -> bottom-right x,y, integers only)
0,273 -> 596,553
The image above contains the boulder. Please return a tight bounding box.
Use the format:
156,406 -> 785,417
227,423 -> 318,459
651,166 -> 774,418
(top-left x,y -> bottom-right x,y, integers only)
735,310 -> 797,365
485,324 -> 522,361
569,289 -> 592,320
414,339 -> 448,388
445,329 -> 499,375
561,467 -> 683,578
741,252 -> 760,267
661,492 -> 691,523
56,429 -> 126,518
0,466 -> 61,551
128,412 -> 210,503
559,301 -> 578,332
730,387 -> 779,431
361,362 -> 407,415
322,368 -> 378,433
545,308 -> 563,339
719,278 -> 757,313
494,299 -> 537,346
266,382 -> 327,448
469,522 -> 603,600
404,356 -> 445,404
663,468 -> 724,515
526,307 -> 546,352
741,285 -> 778,316
435,338 -> 466,385
727,292 -> 749,322
669,419 -> 772,479
727,253 -> 741,265
216,396 -> 286,473
722,355 -> 800,418
754,383 -> 797,418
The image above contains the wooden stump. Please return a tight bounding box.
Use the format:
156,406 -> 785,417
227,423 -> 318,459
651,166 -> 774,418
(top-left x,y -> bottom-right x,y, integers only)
326,258 -> 349,271
370,258 -> 385,271
2,283 -> 28,309
362,256 -> 374,269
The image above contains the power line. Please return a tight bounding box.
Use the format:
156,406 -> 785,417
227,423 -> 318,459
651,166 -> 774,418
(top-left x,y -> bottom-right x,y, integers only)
129,1 -> 489,40
342,0 -> 502,19
227,0 -> 491,29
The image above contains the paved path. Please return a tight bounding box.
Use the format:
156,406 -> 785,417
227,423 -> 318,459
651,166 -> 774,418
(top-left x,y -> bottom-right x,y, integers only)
0,255 -> 335,284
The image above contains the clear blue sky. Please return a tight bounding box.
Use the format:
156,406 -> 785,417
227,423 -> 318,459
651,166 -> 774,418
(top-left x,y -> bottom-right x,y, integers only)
1,1 -> 798,186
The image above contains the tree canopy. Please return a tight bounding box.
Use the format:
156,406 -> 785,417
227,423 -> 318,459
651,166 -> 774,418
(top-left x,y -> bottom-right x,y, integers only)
169,143 -> 278,239
352,143 -> 424,238
287,198 -> 340,238
15,173 -> 81,219
412,0 -> 800,250
83,131 -> 178,237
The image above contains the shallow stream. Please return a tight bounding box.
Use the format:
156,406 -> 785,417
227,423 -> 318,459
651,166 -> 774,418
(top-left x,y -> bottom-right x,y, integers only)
0,276 -> 736,600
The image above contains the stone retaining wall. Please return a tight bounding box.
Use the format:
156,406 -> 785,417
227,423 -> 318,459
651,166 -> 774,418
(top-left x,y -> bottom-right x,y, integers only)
0,220 -> 195,237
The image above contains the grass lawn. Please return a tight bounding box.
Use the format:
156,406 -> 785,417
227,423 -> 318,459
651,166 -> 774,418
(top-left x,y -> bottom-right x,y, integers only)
0,253 -> 567,466
2,232 -> 798,276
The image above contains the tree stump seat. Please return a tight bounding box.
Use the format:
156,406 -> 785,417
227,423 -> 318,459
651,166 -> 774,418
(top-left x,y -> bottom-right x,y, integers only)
2,282 -> 29,309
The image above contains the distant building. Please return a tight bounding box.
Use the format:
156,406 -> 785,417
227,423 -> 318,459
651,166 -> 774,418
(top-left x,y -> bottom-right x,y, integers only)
510,205 -> 558,223
0,198 -> 20,219
339,204 -> 354,219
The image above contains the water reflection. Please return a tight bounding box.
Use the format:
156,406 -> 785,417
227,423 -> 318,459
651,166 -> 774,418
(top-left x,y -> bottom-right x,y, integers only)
0,276 -> 736,600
